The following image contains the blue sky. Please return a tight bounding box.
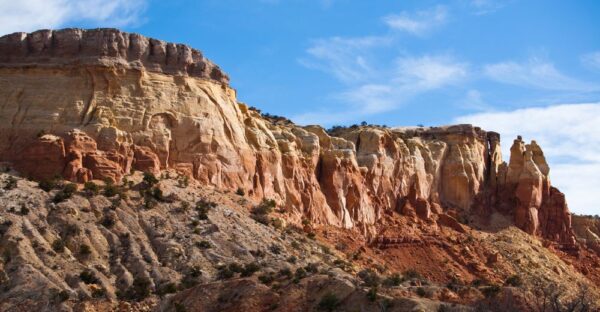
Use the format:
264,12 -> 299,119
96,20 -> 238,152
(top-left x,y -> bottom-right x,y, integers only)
1,0 -> 600,215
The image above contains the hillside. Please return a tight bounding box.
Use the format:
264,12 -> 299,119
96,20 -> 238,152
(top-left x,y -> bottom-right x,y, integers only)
0,28 -> 598,312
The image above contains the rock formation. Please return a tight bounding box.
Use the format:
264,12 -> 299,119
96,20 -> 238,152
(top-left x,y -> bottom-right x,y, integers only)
0,28 -> 575,245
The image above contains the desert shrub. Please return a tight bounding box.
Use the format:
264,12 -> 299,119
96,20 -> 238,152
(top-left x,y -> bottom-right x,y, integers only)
505,275 -> 522,287
178,176 -> 189,188
446,276 -> 464,292
181,266 -> 202,289
295,267 -> 307,280
39,179 -> 57,192
3,176 -> 17,190
307,232 -> 316,240
279,267 -> 293,278
53,183 -> 77,203
482,284 -> 501,298
253,198 -> 276,215
367,286 -> 378,302
104,183 -> 123,198
20,205 -> 30,215
318,292 -> 340,312
79,269 -> 99,284
228,263 -> 244,273
217,265 -> 235,280
100,214 -> 116,228
174,302 -> 187,312
258,273 -> 275,285
383,273 -> 403,287
235,188 -> 245,196
269,244 -> 282,254
55,290 -> 70,302
157,282 -> 178,295
52,238 -> 66,253
196,198 -> 217,219
196,240 -> 211,249
305,263 -> 319,274
241,262 -> 260,277
83,181 -> 100,196
79,244 -> 92,256
287,255 -> 297,264
143,172 -> 159,187
403,269 -> 422,280
129,276 -> 152,300
358,269 -> 380,287
416,287 -> 427,297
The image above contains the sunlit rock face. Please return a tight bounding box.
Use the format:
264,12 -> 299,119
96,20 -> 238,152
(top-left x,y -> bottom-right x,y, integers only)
0,28 -> 575,243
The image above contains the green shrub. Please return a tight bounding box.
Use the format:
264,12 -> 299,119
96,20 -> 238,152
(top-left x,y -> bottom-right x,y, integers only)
505,275 -> 522,287
235,188 -> 245,196
129,276 -> 152,300
79,244 -> 92,256
358,269 -> 380,287
258,273 -> 275,285
416,287 -> 426,297
305,263 -> 319,274
318,292 -> 340,312
482,284 -> 501,298
287,255 -> 297,264
404,269 -> 422,280
279,268 -> 293,278
3,176 -> 17,190
367,286 -> 378,302
196,240 -> 211,249
228,263 -> 244,273
52,238 -> 66,253
39,179 -> 57,192
83,181 -> 100,196
101,215 -> 116,228
143,172 -> 159,187
217,265 -> 235,280
383,273 -> 403,287
104,183 -> 122,198
241,262 -> 260,277
53,183 -> 77,203
79,269 -> 99,284
56,290 -> 69,302
157,282 -> 178,295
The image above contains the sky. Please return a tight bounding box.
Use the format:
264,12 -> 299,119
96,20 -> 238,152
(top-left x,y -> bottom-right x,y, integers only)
1,0 -> 599,215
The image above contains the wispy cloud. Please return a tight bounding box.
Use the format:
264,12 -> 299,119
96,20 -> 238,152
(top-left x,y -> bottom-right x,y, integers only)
0,0 -> 147,35
454,102 -> 600,214
468,0 -> 510,15
299,36 -> 391,84
581,51 -> 600,71
484,58 -> 599,92
295,53 -> 469,124
458,89 -> 492,111
383,5 -> 448,36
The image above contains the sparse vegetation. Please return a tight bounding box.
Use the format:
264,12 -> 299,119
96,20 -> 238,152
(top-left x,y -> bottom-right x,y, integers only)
358,269 -> 380,287
143,171 -> 159,187
318,292 -> 340,312
53,183 -> 77,203
79,269 -> 100,284
52,238 -> 66,253
235,187 -> 245,196
3,176 -> 17,190
83,181 -> 100,196
505,275 -> 522,287
241,262 -> 260,277
39,179 -> 58,192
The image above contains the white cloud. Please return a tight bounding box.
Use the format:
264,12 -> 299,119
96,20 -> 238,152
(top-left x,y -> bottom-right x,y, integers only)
295,53 -> 469,124
454,103 -> 600,215
468,0 -> 509,15
0,0 -> 147,35
483,58 -> 599,92
299,36 -> 391,84
581,51 -> 600,71
383,5 -> 447,36
458,89 -> 492,111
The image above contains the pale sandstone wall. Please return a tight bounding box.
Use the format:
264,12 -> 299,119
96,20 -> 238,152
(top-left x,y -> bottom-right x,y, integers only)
0,28 -> 575,243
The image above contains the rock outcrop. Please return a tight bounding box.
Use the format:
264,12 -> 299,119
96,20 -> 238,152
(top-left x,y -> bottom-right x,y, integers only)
0,28 -> 575,244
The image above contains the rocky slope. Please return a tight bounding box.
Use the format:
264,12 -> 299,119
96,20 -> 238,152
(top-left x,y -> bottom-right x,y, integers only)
0,28 -> 598,311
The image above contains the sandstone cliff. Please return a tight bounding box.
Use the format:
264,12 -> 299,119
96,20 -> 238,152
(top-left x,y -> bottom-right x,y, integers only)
0,28 -> 575,245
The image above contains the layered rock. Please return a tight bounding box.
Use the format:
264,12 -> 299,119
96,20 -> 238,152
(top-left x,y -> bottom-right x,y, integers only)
0,28 -> 575,244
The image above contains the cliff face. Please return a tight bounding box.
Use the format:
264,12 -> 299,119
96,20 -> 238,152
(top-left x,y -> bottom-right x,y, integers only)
0,28 -> 575,244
